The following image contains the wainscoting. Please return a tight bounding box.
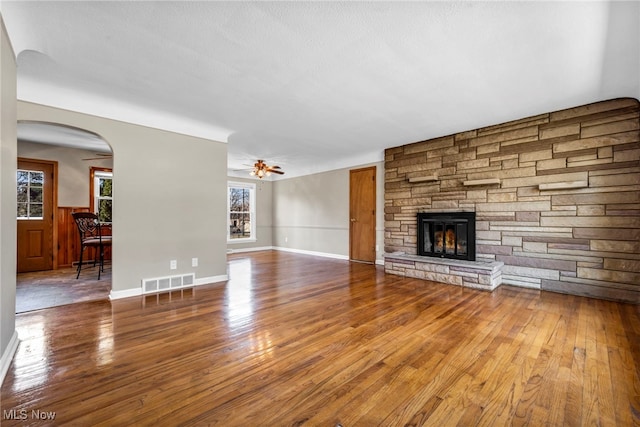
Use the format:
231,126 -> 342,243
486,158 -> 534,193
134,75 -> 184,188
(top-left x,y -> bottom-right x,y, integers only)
56,206 -> 111,268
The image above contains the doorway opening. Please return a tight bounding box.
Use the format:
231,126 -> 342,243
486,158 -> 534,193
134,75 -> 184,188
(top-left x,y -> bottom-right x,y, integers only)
16,122 -> 113,313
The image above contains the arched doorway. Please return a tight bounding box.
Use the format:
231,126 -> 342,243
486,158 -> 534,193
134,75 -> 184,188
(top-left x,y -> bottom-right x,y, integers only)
15,121 -> 114,312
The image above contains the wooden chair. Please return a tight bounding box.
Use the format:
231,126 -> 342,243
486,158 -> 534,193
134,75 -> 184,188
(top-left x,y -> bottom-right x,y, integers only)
72,212 -> 112,279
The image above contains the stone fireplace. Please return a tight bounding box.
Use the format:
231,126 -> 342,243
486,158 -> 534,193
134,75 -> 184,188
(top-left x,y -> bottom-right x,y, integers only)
384,98 -> 639,303
417,211 -> 476,261
386,210 -> 501,291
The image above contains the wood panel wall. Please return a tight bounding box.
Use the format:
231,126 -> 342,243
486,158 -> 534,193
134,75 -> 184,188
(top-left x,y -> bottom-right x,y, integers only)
384,98 -> 640,303
56,207 -> 111,268
57,207 -> 89,268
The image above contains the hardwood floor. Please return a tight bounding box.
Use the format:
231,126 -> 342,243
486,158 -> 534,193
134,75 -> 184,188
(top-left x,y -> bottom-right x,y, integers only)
16,265 -> 111,313
2,251 -> 639,426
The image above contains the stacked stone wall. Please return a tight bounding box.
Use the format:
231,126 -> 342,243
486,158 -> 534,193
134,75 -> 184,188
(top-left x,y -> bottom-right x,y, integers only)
384,98 -> 640,303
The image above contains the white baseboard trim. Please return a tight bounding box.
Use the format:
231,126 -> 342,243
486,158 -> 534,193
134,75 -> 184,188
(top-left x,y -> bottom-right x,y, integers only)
1,331 -> 19,386
273,246 -> 349,261
228,246 -> 380,264
110,274 -> 229,300
194,274 -> 228,286
227,246 -> 274,254
109,287 -> 142,300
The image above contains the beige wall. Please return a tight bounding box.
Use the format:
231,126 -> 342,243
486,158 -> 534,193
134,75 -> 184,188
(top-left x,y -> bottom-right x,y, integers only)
0,15 -> 18,382
601,1 -> 640,100
17,101 -> 229,296
385,98 -> 640,303
273,162 -> 384,262
18,141 -> 113,207
226,176 -> 273,251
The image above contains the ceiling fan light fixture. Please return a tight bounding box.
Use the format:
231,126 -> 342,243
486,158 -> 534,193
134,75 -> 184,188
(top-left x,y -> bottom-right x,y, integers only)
249,159 -> 284,179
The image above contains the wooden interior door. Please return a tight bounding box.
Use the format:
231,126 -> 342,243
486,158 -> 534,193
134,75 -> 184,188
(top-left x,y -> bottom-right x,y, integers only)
17,159 -> 56,273
349,166 -> 376,263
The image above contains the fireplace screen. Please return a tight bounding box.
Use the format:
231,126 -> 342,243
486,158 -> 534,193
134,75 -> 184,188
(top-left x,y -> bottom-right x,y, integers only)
418,212 -> 475,261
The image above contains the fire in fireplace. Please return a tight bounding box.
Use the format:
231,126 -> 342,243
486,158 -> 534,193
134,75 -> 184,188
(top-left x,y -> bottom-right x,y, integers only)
417,212 -> 476,261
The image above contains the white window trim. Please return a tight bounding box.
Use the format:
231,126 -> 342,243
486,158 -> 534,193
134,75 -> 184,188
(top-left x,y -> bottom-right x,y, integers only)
227,181 -> 257,243
94,170 -> 113,224
16,169 -> 45,220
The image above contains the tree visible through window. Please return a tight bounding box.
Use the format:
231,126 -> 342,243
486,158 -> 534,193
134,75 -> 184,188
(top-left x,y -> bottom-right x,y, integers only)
228,182 -> 255,241
92,169 -> 113,223
16,169 -> 44,219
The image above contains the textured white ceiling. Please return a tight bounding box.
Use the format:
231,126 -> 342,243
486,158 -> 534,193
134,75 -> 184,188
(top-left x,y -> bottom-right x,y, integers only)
1,1 -> 638,178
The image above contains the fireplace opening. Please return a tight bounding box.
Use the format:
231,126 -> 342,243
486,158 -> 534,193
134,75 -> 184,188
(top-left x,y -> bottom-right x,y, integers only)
418,212 -> 476,261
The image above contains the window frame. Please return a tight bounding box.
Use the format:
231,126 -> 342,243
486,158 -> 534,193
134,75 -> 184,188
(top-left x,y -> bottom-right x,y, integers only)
90,167 -> 113,224
16,168 -> 45,220
227,181 -> 256,243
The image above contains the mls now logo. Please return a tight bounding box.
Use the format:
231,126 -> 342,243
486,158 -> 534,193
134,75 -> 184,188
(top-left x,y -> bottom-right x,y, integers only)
3,409 -> 28,420
31,409 -> 57,420
3,409 -> 56,421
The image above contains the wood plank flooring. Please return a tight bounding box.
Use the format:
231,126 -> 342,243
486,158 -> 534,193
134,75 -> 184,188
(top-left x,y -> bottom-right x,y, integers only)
2,250 -> 639,426
15,266 -> 111,313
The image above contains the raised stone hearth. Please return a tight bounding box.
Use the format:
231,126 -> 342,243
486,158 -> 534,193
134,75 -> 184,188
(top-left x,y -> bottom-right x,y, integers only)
384,253 -> 503,291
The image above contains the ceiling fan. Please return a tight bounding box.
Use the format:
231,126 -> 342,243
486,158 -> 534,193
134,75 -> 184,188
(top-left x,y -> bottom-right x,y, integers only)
249,160 -> 284,179
82,153 -> 112,161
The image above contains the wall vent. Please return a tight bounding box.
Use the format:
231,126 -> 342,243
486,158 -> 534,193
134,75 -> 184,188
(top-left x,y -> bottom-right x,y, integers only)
142,273 -> 196,295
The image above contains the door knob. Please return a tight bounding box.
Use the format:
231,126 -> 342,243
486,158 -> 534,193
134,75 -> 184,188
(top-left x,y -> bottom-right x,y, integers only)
350,218 -> 357,222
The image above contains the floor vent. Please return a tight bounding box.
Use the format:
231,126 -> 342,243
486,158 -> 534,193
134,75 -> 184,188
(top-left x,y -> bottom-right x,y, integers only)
142,273 -> 196,294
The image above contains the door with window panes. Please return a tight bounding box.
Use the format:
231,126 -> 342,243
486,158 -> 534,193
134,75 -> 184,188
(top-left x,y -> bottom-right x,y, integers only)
17,159 -> 55,272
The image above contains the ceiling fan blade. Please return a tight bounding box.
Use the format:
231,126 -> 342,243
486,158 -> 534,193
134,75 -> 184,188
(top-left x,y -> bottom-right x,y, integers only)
82,156 -> 112,161
269,165 -> 282,169
269,170 -> 285,175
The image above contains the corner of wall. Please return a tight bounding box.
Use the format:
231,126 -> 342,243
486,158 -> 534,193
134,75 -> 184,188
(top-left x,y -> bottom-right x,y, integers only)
0,13 -> 18,384
0,331 -> 19,385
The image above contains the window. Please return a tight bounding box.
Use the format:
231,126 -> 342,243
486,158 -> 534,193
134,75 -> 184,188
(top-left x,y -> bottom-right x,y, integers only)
17,169 -> 44,219
228,182 -> 256,242
91,168 -> 113,223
